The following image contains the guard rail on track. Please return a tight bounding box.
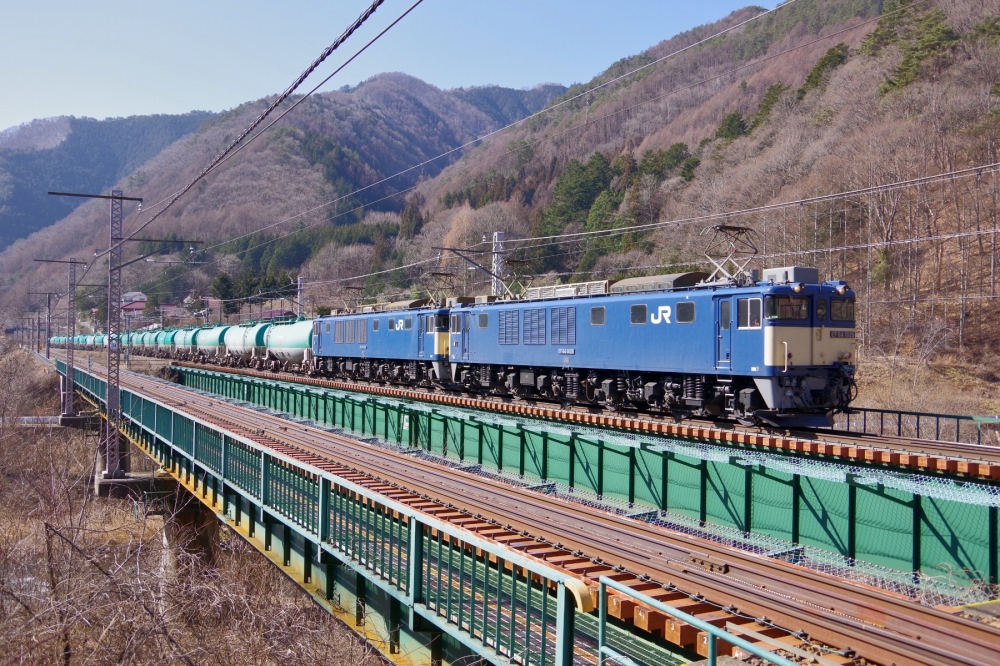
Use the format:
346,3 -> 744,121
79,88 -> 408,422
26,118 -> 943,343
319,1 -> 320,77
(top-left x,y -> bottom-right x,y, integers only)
599,576 -> 798,666
835,407 -> 1000,445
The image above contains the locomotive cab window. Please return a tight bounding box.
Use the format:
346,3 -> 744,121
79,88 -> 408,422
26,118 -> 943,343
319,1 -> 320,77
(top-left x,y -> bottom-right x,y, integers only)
590,306 -> 606,326
325,322 -> 331,334
831,298 -> 855,321
478,313 -> 489,328
720,301 -> 731,330
404,317 -> 413,330
630,304 -> 647,324
388,317 -> 395,331
765,296 -> 809,320
435,315 -> 449,331
425,317 -> 433,333
676,301 -> 695,323
737,298 -> 762,329
816,299 -> 827,321
451,315 -> 460,333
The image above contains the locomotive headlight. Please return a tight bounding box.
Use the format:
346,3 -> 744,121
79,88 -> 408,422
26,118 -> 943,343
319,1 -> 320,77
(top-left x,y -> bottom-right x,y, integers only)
836,284 -> 848,295
792,283 -> 804,293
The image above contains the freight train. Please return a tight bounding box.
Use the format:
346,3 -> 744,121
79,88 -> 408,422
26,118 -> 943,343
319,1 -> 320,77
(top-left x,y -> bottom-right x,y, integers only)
51,266 -> 857,427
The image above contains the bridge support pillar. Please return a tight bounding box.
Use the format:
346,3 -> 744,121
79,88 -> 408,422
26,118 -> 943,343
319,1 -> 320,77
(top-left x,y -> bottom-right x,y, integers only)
355,572 -> 366,626
388,597 -> 402,654
317,550 -> 339,602
162,491 -> 219,569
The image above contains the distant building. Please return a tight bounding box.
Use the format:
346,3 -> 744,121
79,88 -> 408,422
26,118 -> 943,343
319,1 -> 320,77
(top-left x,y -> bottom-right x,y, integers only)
122,291 -> 147,305
122,301 -> 146,315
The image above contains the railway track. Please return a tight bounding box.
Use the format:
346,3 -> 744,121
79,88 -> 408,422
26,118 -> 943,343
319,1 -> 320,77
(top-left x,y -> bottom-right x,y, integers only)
171,360 -> 1000,478
108,366 -> 1000,666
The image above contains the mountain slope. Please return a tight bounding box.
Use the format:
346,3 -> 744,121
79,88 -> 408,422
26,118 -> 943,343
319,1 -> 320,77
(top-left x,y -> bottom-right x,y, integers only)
400,0 -> 999,369
0,78 -> 565,313
0,112 -> 214,251
3,0 -> 998,382
452,84 -> 568,126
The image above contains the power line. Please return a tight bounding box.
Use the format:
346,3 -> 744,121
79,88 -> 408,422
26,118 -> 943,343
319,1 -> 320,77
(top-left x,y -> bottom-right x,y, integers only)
115,0 -> 390,247
503,163 -> 1000,254
134,0 -> 812,291
203,0 -> 425,180
68,0 -> 416,303
136,160 -> 1000,304
87,0 -> 929,305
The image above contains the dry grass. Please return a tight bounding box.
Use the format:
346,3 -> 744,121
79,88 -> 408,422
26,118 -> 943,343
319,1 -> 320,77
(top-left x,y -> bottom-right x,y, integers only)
855,351 -> 1000,416
0,345 -> 383,666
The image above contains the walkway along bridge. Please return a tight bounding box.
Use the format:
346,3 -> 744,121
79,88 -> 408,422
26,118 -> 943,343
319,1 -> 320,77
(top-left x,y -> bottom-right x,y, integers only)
54,359 -> 1000,666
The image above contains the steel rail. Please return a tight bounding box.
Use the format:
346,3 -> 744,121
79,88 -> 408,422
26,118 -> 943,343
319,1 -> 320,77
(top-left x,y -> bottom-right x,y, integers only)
170,361 -> 1000,477
111,369 -> 1000,666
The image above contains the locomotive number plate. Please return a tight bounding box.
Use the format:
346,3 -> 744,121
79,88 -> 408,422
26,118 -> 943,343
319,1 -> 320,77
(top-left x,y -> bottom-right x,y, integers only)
829,331 -> 856,338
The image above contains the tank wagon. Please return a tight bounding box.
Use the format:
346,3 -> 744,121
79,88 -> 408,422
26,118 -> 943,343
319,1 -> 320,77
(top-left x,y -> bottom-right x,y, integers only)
263,319 -> 315,372
194,325 -> 230,361
222,322 -> 270,367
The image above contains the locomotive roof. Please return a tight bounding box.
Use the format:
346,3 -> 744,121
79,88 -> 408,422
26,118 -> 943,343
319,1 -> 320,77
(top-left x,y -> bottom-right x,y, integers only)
609,271 -> 711,294
316,267 -> 846,315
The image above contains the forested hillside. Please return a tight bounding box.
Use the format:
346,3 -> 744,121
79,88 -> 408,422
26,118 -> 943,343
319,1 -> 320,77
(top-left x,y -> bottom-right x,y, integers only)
0,78 -> 563,310
402,0 -> 999,367
3,0 -> 999,393
0,112 -> 213,251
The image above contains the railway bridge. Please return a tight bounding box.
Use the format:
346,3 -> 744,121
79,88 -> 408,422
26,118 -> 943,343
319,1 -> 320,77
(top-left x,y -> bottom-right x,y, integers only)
49,356 -> 1000,666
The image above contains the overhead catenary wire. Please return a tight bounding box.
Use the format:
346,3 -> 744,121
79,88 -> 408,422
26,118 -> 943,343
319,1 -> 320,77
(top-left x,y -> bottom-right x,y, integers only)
143,0 -> 922,304
160,0 -> 918,267
114,0 -> 937,308
133,0 -> 813,293
115,0 -> 390,246
501,163 -> 1000,254
142,159 -> 1000,305
33,0 -> 944,334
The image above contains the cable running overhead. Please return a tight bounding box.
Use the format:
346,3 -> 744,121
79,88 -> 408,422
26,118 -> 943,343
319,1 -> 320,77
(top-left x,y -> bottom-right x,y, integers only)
117,0 -> 389,246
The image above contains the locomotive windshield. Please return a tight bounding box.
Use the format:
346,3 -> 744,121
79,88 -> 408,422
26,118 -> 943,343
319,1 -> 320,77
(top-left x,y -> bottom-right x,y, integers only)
831,298 -> 855,321
764,296 -> 809,320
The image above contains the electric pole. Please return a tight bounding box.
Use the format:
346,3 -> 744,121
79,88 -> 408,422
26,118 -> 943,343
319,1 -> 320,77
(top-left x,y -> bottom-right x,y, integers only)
49,190 -> 142,478
45,293 -> 52,358
297,276 -> 304,317
35,258 -> 85,415
491,231 -> 506,297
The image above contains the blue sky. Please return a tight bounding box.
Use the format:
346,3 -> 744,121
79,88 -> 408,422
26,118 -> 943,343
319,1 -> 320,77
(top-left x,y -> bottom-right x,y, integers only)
0,0 -> 778,132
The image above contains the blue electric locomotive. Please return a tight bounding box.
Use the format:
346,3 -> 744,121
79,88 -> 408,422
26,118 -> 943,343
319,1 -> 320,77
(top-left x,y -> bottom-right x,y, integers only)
312,299 -> 452,384
309,265 -> 856,427
444,267 -> 855,427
